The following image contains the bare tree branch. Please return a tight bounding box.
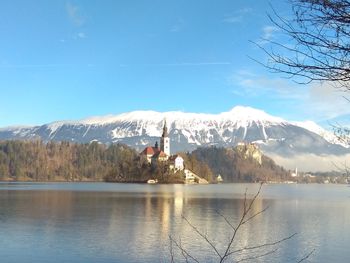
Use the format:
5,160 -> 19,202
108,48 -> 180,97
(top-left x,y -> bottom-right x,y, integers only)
169,184 -> 313,262
258,0 -> 350,89
169,235 -> 200,263
227,233 -> 297,257
235,248 -> 279,263
181,215 -> 222,259
297,248 -> 316,263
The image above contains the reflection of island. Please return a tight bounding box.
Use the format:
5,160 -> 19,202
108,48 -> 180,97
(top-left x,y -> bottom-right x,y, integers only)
3,185 -> 347,262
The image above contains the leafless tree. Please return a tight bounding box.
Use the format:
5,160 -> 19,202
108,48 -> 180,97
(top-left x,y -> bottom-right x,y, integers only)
254,0 -> 350,154
257,0 -> 350,90
169,184 -> 314,262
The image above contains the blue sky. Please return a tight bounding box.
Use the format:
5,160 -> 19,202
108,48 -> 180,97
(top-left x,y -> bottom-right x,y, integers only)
0,0 -> 348,127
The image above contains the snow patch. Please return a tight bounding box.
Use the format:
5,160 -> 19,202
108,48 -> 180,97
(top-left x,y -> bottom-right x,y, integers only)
293,121 -> 349,148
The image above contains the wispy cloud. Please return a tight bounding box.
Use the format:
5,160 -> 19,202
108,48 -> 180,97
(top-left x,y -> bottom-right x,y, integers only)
223,8 -> 253,23
231,70 -> 302,99
262,26 -> 279,40
65,2 -> 87,41
231,69 -> 350,123
73,32 -> 87,39
148,62 -> 231,66
170,18 -> 185,33
0,63 -> 93,69
306,82 -> 350,121
78,32 -> 86,38
66,2 -> 85,26
255,25 -> 280,45
122,62 -> 232,67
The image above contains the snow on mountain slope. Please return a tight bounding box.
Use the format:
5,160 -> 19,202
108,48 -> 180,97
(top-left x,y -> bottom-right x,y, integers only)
0,106 -> 348,157
292,120 -> 349,148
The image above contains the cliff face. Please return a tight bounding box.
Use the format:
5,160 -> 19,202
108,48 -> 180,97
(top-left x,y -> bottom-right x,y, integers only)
236,143 -> 262,165
190,146 -> 290,183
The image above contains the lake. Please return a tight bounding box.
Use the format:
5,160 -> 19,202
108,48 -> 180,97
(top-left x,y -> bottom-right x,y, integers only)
0,183 -> 349,262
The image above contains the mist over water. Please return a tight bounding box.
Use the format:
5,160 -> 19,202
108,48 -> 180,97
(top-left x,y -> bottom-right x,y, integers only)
0,183 -> 349,262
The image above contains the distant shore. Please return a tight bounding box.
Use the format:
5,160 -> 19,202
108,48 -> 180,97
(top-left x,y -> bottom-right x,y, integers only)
0,178 -> 348,185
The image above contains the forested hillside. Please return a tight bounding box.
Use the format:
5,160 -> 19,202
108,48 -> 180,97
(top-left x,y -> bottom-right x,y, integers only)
0,140 -> 143,181
0,140 -> 290,183
191,146 -> 290,182
0,140 -> 206,183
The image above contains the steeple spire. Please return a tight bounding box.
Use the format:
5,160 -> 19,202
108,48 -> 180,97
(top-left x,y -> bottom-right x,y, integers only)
160,119 -> 170,156
162,119 -> 169,137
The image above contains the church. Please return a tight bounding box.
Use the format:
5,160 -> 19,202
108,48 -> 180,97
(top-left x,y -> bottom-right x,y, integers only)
140,121 -> 184,171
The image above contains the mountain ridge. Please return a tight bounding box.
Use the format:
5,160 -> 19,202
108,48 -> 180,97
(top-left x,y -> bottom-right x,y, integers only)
0,106 -> 348,163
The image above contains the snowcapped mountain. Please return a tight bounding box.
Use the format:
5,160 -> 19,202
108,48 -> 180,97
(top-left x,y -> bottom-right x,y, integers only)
0,106 -> 348,157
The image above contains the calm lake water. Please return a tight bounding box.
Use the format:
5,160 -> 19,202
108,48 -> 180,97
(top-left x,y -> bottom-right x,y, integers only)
0,183 -> 349,263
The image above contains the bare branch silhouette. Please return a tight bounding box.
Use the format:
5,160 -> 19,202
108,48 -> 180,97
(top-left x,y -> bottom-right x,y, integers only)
259,1 -> 350,90
297,248 -> 315,263
169,184 -> 312,262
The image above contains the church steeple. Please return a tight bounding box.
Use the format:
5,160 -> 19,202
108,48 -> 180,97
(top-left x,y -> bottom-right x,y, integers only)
160,119 -> 170,156
162,120 -> 169,137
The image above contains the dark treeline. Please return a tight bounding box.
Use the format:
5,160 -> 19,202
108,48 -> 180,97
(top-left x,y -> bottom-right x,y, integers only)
0,140 -> 208,183
191,147 -> 290,182
0,140 -> 144,182
0,140 -> 290,183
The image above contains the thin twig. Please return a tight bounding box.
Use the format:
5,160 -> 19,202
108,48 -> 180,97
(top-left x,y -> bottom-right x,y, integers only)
169,235 -> 200,263
235,248 -> 279,263
297,249 -> 315,263
181,215 -> 222,259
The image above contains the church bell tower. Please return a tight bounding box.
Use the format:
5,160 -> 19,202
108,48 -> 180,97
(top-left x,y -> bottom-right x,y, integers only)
160,120 -> 170,156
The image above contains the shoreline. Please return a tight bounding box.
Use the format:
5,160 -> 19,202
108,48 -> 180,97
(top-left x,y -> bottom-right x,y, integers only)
0,179 -> 348,185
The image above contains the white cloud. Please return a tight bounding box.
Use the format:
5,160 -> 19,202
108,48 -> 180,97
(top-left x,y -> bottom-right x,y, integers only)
231,70 -> 350,123
170,18 -> 185,33
262,26 -> 279,40
142,62 -> 232,67
223,16 -> 243,23
66,2 -> 85,26
231,70 -> 304,99
77,32 -> 86,39
305,82 -> 350,121
256,25 -> 280,45
223,8 -> 253,23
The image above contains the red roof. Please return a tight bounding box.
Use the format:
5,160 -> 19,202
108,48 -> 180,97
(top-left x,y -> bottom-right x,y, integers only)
141,146 -> 156,155
141,146 -> 162,155
152,150 -> 167,158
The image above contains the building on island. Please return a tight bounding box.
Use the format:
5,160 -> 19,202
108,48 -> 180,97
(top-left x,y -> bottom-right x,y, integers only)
140,120 -> 208,184
169,155 -> 184,171
140,142 -> 161,163
140,120 -> 172,165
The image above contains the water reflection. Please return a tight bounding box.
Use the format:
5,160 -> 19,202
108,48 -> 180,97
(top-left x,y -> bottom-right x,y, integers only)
0,184 -> 349,262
